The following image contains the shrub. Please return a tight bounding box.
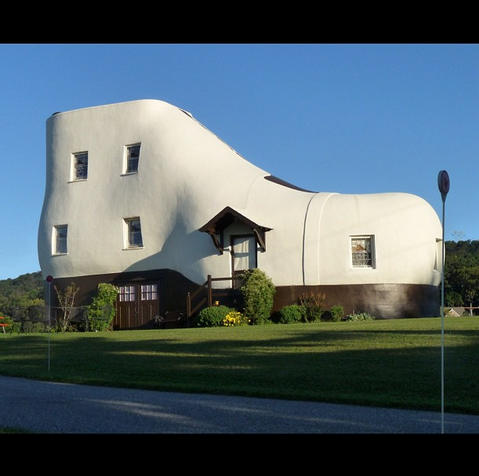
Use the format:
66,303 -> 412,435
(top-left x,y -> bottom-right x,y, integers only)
239,269 -> 276,325
278,305 -> 303,324
298,291 -> 326,322
85,283 -> 119,331
330,304 -> 344,322
344,312 -> 375,321
54,283 -> 80,332
196,305 -> 231,327
222,311 -> 249,327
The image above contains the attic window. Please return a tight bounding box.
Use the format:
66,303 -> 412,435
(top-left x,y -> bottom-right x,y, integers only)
124,143 -> 140,174
72,152 -> 88,181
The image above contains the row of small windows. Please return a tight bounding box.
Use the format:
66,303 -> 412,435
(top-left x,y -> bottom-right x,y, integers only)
53,217 -> 143,255
54,222 -> 374,269
118,284 -> 158,302
72,144 -> 140,181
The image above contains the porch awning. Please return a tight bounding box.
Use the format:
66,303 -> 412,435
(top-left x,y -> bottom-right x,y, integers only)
199,206 -> 272,254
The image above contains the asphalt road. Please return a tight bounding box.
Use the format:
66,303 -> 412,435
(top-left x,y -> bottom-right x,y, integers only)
1,375 -> 478,434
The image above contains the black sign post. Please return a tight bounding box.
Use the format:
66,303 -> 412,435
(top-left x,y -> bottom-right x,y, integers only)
437,170 -> 449,434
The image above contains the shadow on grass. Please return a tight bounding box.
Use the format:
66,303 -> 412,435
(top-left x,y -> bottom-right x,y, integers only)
1,323 -> 478,415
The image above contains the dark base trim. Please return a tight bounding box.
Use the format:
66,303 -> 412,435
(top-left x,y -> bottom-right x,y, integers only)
274,283 -> 440,319
49,272 -> 440,328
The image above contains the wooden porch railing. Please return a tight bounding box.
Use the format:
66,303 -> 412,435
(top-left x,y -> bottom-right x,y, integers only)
187,275 -> 238,318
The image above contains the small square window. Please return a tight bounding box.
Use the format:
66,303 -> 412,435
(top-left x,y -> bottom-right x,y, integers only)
141,284 -> 158,301
124,217 -> 143,248
54,225 -> 68,254
351,236 -> 374,268
72,152 -> 88,180
124,144 -> 140,174
119,285 -> 136,302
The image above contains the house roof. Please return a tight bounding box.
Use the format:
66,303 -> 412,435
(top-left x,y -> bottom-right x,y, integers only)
199,206 -> 272,254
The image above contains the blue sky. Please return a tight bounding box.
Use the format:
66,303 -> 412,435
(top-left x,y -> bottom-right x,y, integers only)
0,43 -> 477,281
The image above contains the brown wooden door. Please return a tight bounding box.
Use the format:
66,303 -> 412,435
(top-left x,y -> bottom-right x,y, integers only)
115,283 -> 159,329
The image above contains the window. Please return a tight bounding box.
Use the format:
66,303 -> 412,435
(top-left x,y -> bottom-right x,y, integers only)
141,284 -> 158,301
119,285 -> 135,302
124,144 -> 140,174
54,225 -> 68,254
351,236 -> 374,268
124,217 -> 143,248
72,152 -> 88,180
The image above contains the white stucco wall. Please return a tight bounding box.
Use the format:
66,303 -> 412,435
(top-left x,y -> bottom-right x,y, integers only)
38,99 -> 443,288
315,193 -> 442,286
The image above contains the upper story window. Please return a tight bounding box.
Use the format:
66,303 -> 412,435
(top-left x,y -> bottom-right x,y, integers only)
53,225 -> 68,254
124,217 -> 143,248
72,152 -> 88,181
351,235 -> 375,268
124,143 -> 140,174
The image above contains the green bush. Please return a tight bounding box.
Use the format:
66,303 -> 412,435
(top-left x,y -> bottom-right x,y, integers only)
85,283 -> 119,331
278,305 -> 303,324
196,305 -> 232,327
330,304 -> 344,322
239,269 -> 276,325
298,291 -> 326,322
344,312 -> 375,321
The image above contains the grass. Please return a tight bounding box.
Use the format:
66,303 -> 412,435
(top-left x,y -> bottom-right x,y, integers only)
1,316 -> 478,416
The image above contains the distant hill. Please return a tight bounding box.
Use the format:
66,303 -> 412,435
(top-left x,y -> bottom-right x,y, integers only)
0,271 -> 45,313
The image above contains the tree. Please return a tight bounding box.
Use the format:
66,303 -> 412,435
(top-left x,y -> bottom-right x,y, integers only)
445,240 -> 479,308
0,272 -> 45,321
54,282 -> 80,332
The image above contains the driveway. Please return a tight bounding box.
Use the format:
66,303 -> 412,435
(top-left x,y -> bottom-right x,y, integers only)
1,375 -> 478,434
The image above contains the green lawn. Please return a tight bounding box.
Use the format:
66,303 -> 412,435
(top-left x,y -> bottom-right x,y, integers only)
1,316 -> 478,415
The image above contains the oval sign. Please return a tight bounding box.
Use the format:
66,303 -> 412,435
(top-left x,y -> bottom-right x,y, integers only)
438,170 -> 450,201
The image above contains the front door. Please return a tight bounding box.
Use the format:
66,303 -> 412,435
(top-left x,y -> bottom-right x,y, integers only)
115,283 -> 159,329
231,234 -> 257,288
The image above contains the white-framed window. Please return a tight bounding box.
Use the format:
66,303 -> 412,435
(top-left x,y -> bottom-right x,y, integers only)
72,151 -> 88,181
351,235 -> 375,268
124,143 -> 140,174
124,217 -> 143,248
53,225 -> 68,254
119,285 -> 136,302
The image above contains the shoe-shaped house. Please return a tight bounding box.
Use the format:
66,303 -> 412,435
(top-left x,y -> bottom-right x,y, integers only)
38,99 -> 443,329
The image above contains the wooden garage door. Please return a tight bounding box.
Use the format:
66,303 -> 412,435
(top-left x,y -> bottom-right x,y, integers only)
115,283 -> 159,330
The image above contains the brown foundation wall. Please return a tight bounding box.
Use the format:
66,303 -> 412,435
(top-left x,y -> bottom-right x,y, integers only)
49,271 -> 440,328
273,283 -> 440,319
